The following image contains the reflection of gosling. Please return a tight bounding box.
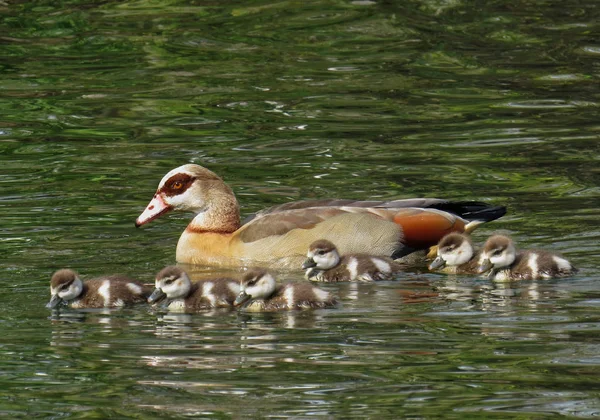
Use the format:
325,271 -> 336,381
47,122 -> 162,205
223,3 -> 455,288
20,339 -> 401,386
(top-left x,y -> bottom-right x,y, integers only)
428,232 -> 481,275
303,239 -> 405,282
46,269 -> 151,309
234,269 -> 338,312
477,235 -> 577,281
148,266 -> 240,311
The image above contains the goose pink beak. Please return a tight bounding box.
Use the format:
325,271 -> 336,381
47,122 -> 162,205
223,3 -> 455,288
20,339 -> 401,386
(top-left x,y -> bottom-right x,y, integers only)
135,194 -> 171,227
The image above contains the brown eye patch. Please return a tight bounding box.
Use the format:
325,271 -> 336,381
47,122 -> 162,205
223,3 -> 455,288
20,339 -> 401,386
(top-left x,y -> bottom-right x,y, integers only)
161,173 -> 196,197
60,280 -> 74,290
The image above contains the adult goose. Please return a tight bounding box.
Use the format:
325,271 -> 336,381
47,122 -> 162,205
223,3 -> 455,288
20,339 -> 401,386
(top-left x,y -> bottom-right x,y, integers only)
135,164 -> 506,269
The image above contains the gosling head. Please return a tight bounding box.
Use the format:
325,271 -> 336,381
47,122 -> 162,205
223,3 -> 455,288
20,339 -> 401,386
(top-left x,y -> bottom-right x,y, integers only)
477,235 -> 517,274
149,266 -> 192,304
429,233 -> 475,270
302,239 -> 341,271
46,269 -> 84,309
234,269 -> 276,307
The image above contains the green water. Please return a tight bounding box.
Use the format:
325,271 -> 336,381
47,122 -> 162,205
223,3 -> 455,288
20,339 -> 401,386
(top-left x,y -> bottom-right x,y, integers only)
1,0 -> 599,418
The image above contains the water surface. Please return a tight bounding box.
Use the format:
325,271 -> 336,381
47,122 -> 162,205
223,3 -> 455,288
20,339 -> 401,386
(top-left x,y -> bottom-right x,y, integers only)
1,0 -> 599,418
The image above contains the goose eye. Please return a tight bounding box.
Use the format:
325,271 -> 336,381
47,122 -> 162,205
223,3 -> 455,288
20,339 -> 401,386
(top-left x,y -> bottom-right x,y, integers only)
171,181 -> 183,189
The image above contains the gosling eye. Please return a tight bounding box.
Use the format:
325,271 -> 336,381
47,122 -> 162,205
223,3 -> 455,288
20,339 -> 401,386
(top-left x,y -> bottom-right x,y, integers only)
163,278 -> 176,285
247,279 -> 257,287
317,250 -> 327,256
60,282 -> 73,291
491,249 -> 503,256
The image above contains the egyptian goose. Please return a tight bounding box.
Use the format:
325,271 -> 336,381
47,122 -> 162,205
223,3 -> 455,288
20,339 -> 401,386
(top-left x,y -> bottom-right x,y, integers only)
46,269 -> 151,309
428,232 -> 481,275
135,164 -> 506,268
302,239 -> 406,282
477,235 -> 577,281
148,266 -> 240,311
233,269 -> 337,311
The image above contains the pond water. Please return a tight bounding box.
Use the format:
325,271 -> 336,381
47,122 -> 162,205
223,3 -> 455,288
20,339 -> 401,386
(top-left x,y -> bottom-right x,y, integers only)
1,0 -> 599,418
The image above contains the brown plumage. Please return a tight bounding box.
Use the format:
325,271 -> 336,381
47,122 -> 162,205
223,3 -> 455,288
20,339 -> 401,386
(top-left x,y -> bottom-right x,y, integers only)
428,232 -> 481,275
477,235 -> 578,281
46,269 -> 151,309
234,269 -> 338,312
303,239 -> 406,282
135,164 -> 506,268
149,266 -> 240,311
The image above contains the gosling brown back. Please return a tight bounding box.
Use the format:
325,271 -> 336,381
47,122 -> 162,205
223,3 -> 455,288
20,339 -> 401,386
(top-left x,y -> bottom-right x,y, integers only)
479,235 -> 577,281
48,269 -> 151,309
304,239 -> 405,282
151,266 -> 240,311
236,268 -> 338,312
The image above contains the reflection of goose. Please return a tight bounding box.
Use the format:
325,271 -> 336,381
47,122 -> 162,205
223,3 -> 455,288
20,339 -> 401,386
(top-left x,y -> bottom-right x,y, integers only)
135,164 -> 506,268
477,235 -> 577,281
302,239 -> 406,282
234,269 -> 338,312
148,266 -> 240,312
428,232 -> 481,275
46,269 -> 151,309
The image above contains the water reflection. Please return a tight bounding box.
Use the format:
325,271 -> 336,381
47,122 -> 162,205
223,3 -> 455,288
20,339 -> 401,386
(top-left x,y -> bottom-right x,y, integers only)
48,308 -> 150,351
37,272 -> 600,418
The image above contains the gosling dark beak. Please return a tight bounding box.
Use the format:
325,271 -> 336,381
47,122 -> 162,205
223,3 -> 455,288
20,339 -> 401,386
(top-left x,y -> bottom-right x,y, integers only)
148,288 -> 166,304
234,291 -> 252,307
46,294 -> 62,309
302,258 -> 317,270
428,256 -> 446,271
477,259 -> 493,274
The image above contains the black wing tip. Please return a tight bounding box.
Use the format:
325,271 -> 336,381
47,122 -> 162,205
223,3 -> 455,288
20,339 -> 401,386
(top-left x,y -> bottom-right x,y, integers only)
428,200 -> 507,222
461,203 -> 507,222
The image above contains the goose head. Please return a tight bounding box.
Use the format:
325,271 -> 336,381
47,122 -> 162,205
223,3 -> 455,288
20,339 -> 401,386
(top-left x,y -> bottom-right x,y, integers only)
148,266 -> 192,303
47,269 -> 84,308
477,235 -> 517,274
429,233 -> 474,270
234,269 -> 276,307
135,164 -> 239,228
302,239 -> 341,271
